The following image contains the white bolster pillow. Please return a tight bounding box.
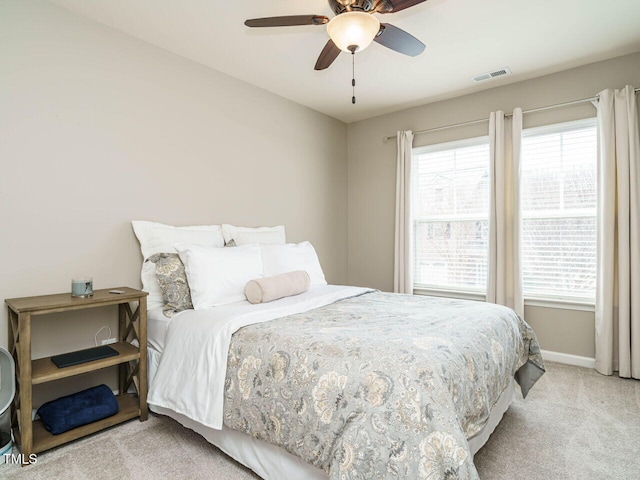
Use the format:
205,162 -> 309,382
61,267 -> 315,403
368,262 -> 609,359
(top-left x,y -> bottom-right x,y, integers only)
245,270 -> 310,304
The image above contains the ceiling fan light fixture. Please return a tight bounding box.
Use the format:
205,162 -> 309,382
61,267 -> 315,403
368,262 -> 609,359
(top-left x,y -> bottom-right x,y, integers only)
327,12 -> 380,53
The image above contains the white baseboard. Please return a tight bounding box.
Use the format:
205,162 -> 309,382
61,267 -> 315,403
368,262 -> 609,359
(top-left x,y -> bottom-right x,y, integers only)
540,349 -> 595,369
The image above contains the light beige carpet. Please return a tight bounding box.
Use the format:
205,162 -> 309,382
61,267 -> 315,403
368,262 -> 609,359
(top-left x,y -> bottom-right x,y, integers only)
3,362 -> 640,479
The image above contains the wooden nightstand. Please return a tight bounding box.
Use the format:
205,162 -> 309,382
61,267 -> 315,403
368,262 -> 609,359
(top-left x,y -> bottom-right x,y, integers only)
5,287 -> 148,464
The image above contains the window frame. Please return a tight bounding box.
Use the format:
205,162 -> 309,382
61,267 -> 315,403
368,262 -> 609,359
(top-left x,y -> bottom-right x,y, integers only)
520,117 -> 598,306
411,135 -> 491,297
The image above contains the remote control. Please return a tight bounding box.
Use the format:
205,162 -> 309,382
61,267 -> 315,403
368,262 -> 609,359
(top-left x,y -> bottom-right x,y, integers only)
109,290 -> 126,294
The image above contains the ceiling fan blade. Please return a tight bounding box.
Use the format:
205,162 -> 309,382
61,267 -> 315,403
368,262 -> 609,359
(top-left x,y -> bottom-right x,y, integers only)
314,39 -> 341,71
378,0 -> 428,14
374,23 -> 425,56
244,15 -> 329,28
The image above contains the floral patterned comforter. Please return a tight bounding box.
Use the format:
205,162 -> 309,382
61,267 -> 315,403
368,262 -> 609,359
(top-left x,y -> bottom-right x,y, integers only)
223,292 -> 545,479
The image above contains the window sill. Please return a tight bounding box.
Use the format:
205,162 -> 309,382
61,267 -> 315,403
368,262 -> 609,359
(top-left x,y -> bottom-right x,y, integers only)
524,297 -> 595,312
413,288 -> 595,312
413,287 -> 485,302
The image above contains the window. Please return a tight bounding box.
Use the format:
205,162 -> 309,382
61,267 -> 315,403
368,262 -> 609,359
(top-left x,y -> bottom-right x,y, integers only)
521,118 -> 597,302
412,138 -> 490,293
411,118 -> 597,303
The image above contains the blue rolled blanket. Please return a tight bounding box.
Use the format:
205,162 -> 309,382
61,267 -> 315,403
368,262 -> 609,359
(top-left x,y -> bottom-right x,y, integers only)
36,384 -> 119,435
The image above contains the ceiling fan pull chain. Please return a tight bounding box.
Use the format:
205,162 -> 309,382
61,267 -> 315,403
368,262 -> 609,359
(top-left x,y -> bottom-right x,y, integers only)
352,51 -> 356,104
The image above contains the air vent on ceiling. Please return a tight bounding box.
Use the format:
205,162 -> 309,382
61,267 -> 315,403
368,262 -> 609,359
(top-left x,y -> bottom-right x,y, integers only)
472,67 -> 512,83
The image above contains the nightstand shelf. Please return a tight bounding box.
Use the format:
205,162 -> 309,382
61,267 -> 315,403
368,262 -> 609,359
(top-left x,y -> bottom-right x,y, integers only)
31,342 -> 140,385
5,287 -> 148,465
14,394 -> 140,454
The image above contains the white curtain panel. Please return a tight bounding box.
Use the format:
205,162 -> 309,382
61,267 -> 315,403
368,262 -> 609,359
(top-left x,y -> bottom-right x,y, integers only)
487,109 -> 524,318
394,130 -> 414,294
595,85 -> 640,378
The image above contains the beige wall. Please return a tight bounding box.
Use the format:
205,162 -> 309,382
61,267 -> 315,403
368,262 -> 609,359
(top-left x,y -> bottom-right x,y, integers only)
0,0 -> 348,403
347,51 -> 640,359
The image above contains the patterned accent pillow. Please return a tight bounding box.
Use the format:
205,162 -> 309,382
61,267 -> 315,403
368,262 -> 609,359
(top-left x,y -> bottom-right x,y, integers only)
147,253 -> 193,318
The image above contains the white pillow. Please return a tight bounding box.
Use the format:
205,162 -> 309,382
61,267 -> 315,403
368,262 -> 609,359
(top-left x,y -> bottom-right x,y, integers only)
175,243 -> 263,309
222,224 -> 285,246
260,242 -> 327,286
131,221 -> 225,309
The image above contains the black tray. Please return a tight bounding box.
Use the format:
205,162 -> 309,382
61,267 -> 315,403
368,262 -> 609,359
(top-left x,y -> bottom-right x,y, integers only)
51,345 -> 119,368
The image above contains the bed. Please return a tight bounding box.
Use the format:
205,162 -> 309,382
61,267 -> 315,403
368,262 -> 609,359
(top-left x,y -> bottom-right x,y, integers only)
146,284 -> 544,480
132,221 -> 544,479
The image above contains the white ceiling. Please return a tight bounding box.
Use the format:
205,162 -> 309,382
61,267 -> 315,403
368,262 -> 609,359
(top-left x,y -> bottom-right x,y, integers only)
49,0 -> 640,123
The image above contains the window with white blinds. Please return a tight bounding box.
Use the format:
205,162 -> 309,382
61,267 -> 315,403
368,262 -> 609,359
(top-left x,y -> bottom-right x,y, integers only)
412,137 -> 490,293
521,118 -> 598,302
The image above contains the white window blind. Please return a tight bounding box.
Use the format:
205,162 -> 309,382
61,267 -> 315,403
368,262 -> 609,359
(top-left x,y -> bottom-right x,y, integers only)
521,119 -> 597,302
412,138 -> 490,292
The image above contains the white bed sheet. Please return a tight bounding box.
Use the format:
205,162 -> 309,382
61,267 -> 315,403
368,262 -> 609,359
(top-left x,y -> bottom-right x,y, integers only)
147,306 -> 172,352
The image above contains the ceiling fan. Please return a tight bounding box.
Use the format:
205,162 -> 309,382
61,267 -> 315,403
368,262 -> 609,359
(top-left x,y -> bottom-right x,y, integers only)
244,0 -> 428,71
